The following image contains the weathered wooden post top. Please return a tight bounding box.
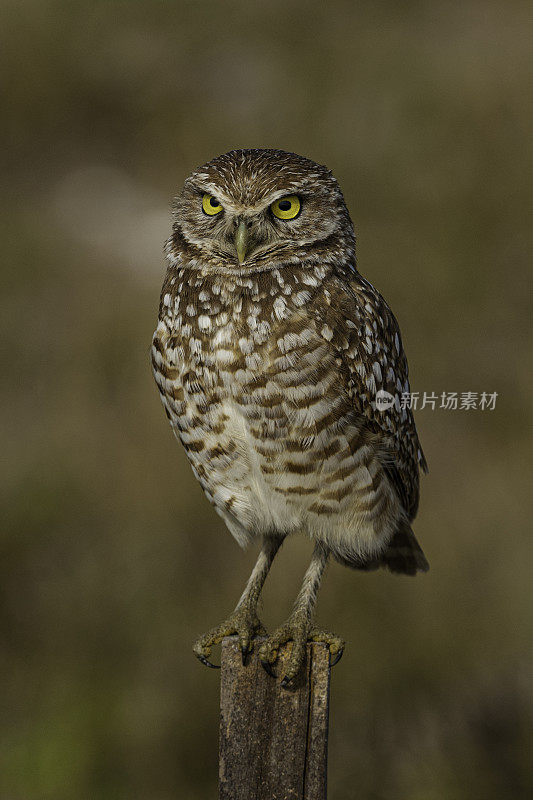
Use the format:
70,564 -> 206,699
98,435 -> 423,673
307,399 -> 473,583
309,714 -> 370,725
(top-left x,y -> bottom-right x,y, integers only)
219,637 -> 331,800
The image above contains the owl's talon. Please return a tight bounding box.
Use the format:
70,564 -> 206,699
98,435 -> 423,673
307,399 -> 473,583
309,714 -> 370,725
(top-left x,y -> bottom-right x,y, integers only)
241,643 -> 252,666
330,649 -> 344,667
309,627 -> 345,668
261,660 -> 277,678
193,607 -> 265,671
259,615 -> 308,683
197,654 -> 220,669
259,619 -> 345,684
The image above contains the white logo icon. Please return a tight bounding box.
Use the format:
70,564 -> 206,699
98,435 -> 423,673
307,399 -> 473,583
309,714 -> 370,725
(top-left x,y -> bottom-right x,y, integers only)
375,389 -> 395,411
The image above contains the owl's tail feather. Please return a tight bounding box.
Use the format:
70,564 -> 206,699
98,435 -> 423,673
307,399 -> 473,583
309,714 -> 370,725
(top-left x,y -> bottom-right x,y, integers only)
377,521 -> 429,575
337,521 -> 429,575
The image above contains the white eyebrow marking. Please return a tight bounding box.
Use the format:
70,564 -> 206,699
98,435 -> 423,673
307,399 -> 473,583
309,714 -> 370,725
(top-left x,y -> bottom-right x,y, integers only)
189,180 -> 304,215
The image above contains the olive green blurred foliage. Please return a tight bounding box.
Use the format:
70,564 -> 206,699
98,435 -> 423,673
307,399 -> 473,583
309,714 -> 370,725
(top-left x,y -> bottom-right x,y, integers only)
2,0 -> 532,797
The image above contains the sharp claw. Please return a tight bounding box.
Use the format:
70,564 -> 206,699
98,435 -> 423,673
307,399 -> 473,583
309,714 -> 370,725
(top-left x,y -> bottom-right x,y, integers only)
330,649 -> 344,667
261,660 -> 276,678
197,654 -> 220,669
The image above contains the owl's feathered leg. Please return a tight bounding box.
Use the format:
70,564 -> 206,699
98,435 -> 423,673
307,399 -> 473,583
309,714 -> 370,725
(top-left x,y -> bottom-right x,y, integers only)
259,542 -> 345,687
193,535 -> 282,668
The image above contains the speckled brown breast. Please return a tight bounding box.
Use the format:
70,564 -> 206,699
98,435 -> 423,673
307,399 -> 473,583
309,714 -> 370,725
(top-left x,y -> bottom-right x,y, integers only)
152,262 -> 407,565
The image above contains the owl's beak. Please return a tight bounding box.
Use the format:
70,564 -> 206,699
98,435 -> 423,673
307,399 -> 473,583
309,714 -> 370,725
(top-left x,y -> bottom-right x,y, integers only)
235,220 -> 249,264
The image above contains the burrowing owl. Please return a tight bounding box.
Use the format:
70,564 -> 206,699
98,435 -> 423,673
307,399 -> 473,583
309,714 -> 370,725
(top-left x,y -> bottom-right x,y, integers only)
152,149 -> 428,685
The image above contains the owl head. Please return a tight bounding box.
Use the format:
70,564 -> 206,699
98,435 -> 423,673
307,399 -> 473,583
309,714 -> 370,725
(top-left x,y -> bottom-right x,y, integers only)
169,149 -> 355,275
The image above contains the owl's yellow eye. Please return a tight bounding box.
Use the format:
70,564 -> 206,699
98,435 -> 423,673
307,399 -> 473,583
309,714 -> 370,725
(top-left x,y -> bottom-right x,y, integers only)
202,193 -> 223,216
270,195 -> 301,220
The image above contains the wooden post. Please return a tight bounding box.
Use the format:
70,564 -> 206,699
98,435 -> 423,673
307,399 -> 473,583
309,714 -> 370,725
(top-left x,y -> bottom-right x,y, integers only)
219,636 -> 331,800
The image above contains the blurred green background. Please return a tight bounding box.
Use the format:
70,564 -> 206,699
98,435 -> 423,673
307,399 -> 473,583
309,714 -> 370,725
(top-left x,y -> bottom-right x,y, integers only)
2,1 -> 532,798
